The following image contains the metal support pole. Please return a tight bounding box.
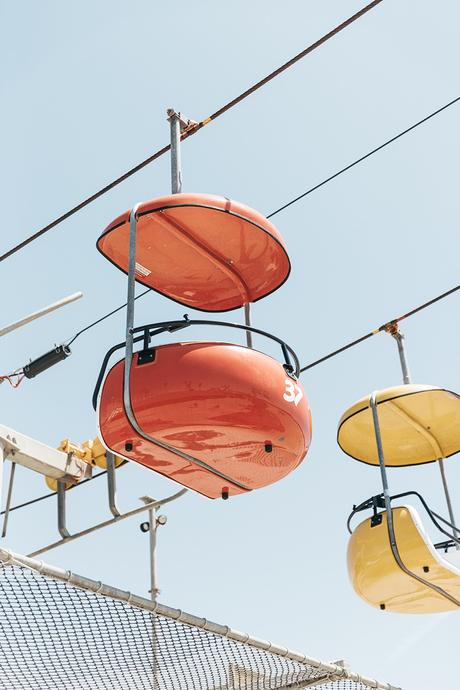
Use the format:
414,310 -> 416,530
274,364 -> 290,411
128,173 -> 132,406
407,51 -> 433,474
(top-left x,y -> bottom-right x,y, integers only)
123,204 -> 141,424
106,452 -> 121,518
390,329 -> 411,384
244,303 -> 253,349
370,393 -> 394,533
1,462 -> 16,538
140,496 -> 160,601
57,480 -> 70,539
167,109 -> 183,194
0,443 -> 4,525
148,506 -> 159,602
370,391 -> 460,606
438,459 -> 460,546
388,325 -> 459,546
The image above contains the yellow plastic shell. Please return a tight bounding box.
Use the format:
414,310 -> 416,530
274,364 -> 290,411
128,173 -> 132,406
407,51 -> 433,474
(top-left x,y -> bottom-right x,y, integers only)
82,437 -> 124,469
45,477 -> 73,492
348,506 -> 460,613
338,384 -> 460,466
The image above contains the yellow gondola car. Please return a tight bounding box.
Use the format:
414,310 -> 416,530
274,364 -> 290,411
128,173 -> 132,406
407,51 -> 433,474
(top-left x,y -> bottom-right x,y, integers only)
339,383 -> 460,613
348,504 -> 460,613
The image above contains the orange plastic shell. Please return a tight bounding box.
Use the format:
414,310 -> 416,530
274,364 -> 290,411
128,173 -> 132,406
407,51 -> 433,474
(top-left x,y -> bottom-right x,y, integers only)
98,342 -> 311,499
96,193 -> 290,312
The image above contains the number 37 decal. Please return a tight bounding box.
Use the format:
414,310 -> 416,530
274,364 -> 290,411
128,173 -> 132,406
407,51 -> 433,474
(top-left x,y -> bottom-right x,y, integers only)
283,378 -> 303,406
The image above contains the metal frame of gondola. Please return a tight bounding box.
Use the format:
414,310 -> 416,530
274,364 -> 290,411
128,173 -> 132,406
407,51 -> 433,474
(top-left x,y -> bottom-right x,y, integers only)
363,324 -> 460,606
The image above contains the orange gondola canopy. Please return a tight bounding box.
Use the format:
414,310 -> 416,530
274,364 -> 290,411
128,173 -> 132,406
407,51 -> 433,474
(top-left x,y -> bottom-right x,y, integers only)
96,193 -> 290,312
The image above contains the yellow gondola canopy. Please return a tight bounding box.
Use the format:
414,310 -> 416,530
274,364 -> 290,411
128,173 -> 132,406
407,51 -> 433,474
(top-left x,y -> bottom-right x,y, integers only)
348,505 -> 460,613
337,384 -> 460,467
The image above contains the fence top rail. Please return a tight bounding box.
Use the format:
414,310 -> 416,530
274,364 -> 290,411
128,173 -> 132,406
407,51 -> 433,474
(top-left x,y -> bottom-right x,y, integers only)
0,547 -> 401,690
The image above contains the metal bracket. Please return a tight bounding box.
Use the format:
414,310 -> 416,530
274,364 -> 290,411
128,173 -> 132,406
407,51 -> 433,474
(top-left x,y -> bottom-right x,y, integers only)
166,109 -> 197,133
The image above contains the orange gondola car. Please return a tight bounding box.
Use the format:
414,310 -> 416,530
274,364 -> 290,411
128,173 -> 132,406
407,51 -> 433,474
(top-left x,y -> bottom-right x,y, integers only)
96,193 -> 290,312
95,321 -> 311,499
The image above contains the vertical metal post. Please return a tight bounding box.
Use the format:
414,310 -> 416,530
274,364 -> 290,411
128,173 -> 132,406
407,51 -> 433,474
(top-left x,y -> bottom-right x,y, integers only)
244,303 -> 253,349
167,109 -> 183,195
0,442 -> 4,527
57,480 -> 70,539
106,453 -> 121,518
389,326 -> 459,546
369,393 -> 394,530
140,496 -> 160,690
391,330 -> 411,384
122,204 -> 140,423
148,506 -> 159,602
2,462 -> 16,537
370,392 -> 459,605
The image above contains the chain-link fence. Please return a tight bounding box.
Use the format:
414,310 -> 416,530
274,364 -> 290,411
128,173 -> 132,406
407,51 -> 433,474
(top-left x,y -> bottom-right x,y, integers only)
0,549 -> 400,690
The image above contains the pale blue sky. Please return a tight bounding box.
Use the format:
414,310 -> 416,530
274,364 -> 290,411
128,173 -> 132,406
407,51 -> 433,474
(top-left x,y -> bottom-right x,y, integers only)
1,1 -> 460,688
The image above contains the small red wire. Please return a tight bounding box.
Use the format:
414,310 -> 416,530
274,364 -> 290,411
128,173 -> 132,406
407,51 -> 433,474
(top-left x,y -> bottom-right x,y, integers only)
0,374 -> 25,389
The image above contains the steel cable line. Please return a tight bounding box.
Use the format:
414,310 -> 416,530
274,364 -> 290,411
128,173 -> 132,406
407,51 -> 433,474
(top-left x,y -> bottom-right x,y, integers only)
300,283 -> 460,372
267,95 -> 460,219
65,92 -> 460,348
7,281 -> 460,517
0,0 -> 383,264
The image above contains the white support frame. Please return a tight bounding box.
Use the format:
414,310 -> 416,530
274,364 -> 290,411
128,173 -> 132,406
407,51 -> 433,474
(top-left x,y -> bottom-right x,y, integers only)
0,424 -> 91,482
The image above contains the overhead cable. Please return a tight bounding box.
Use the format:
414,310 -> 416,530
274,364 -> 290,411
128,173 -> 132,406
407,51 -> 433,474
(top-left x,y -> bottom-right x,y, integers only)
267,95 -> 460,219
64,93 -> 460,348
0,0 -> 383,264
300,282 -> 460,372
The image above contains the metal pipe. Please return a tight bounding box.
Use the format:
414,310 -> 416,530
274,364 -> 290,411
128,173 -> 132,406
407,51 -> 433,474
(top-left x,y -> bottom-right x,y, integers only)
168,110 -> 182,194
0,292 -> 83,339
244,303 -> 253,349
28,488 -> 187,558
148,507 -> 158,601
57,480 -> 70,539
106,453 -> 121,517
390,327 -> 459,546
1,462 -> 16,538
123,204 -> 140,425
438,459 -> 460,547
392,330 -> 411,384
0,443 -> 4,526
370,392 -> 460,607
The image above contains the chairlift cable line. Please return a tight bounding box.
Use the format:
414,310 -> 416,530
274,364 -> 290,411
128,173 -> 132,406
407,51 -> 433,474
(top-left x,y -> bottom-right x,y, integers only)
59,92 -> 460,348
0,1 -> 384,264
300,282 -> 460,372
266,94 -> 460,219
5,280 -> 460,516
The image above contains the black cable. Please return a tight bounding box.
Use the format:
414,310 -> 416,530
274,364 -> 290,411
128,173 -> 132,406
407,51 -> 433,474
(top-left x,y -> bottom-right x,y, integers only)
300,283 -> 460,372
67,288 -> 151,346
267,95 -> 460,219
0,1 -> 383,264
0,461 -> 127,517
64,93 -> 460,353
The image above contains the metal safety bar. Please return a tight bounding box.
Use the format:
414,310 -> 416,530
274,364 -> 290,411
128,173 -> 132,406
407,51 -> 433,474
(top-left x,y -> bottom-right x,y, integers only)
347,490 -> 460,548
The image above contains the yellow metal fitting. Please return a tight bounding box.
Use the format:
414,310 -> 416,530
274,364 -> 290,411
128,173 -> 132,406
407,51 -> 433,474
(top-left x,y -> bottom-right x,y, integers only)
45,436 -> 123,491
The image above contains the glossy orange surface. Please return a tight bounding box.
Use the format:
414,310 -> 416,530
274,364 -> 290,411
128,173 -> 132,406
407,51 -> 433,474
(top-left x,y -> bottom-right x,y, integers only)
96,193 -> 290,312
98,342 -> 311,499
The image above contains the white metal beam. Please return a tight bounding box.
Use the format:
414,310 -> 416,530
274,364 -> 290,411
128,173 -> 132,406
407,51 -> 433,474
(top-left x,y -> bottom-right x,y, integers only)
0,424 -> 91,482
